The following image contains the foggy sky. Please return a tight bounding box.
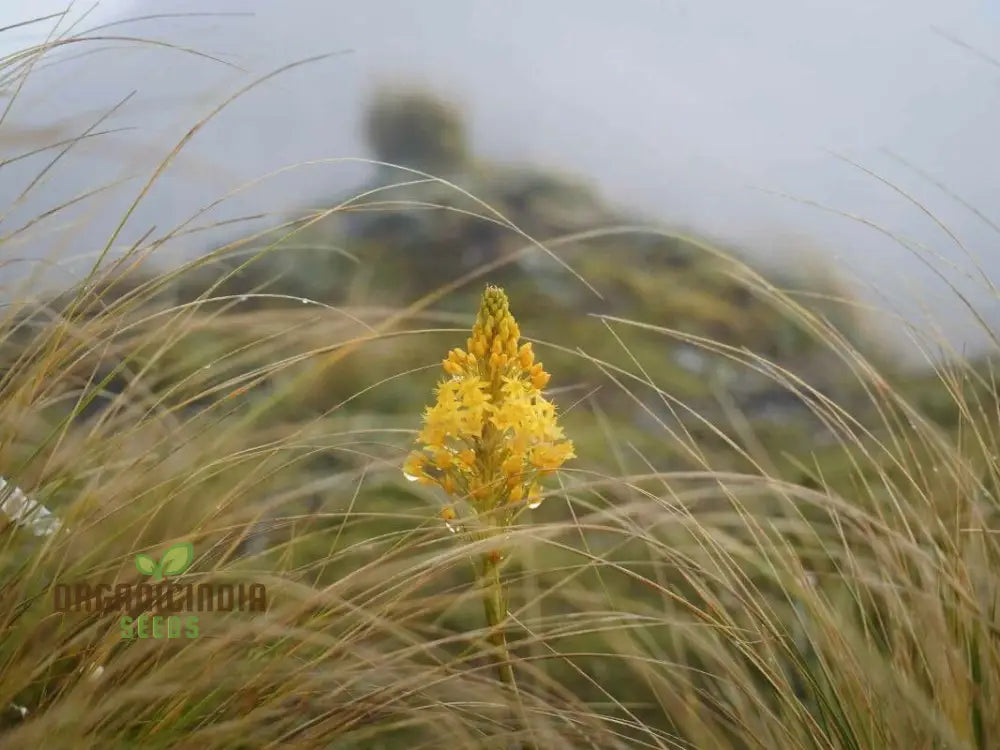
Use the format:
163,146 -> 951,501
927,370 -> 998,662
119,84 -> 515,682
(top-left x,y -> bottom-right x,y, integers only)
2,1 -> 999,363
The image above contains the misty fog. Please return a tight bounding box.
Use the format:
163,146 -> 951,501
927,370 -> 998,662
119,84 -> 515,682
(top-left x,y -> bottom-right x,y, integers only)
2,0 -> 999,363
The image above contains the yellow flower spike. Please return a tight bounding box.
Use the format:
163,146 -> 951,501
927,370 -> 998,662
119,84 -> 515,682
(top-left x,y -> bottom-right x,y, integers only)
407,284 -> 573,514
405,284 -> 573,704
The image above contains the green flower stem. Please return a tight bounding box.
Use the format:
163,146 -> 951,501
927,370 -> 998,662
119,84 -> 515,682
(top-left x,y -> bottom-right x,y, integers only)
479,549 -> 537,750
478,551 -> 515,689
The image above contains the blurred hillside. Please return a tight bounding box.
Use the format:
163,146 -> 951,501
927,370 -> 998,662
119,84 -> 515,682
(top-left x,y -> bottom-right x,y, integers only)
4,87 -> 988,493
5,85 -> 1000,750
171,88 -> 882,424
4,88 -> 978,482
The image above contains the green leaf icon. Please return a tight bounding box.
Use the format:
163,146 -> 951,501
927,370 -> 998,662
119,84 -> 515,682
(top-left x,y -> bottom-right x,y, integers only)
160,542 -> 194,577
135,553 -> 157,576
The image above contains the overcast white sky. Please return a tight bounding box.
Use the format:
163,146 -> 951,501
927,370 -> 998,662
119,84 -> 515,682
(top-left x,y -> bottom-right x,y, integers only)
0,2 -> 119,50
2,1 -> 1000,363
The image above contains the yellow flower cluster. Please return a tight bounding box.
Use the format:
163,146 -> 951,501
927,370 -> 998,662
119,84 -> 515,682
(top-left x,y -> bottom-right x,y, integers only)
404,285 -> 574,515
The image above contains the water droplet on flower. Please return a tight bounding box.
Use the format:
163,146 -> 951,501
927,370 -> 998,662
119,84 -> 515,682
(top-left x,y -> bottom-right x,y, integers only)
403,472 -> 420,482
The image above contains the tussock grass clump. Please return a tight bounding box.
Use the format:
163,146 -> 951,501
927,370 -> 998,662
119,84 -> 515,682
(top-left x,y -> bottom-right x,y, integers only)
2,14 -> 1000,750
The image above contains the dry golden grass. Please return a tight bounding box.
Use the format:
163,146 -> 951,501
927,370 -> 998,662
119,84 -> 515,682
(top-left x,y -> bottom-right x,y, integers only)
2,13 -> 999,750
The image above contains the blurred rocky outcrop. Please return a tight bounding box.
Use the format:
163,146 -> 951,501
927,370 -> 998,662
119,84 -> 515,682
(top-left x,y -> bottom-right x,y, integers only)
163,88 -> 882,430
4,87 -> 992,569
1,88 -> 896,448
364,87 -> 470,176
180,90 -> 732,308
